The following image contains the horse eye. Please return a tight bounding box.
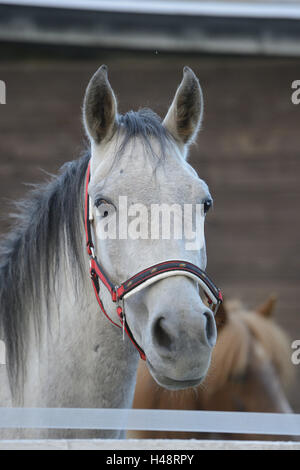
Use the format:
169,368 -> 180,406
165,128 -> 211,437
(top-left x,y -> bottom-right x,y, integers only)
95,199 -> 111,218
203,199 -> 212,214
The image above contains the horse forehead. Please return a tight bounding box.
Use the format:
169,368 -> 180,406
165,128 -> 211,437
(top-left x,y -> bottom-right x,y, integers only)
90,136 -> 209,201
122,155 -> 196,183
97,158 -> 206,200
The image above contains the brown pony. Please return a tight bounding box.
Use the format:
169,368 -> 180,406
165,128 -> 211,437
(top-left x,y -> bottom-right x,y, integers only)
128,296 -> 294,440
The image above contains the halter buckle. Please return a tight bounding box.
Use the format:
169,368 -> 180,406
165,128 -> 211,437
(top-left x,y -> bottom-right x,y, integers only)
90,245 -> 95,259
116,294 -> 125,318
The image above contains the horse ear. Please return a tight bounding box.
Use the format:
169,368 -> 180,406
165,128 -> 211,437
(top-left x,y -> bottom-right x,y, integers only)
215,300 -> 228,331
83,65 -> 118,144
163,66 -> 203,146
257,294 -> 277,318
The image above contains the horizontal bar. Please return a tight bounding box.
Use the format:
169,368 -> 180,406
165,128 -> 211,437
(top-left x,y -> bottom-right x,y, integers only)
0,408 -> 299,435
0,439 -> 300,450
1,0 -> 300,20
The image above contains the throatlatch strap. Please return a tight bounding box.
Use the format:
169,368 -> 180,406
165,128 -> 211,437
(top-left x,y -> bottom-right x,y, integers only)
90,269 -> 120,330
91,265 -> 146,359
90,258 -> 116,298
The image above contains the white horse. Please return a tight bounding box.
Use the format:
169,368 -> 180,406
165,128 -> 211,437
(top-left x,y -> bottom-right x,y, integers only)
0,65 -> 219,438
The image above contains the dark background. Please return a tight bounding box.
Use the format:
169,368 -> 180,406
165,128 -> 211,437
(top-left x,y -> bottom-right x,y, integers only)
0,45 -> 299,411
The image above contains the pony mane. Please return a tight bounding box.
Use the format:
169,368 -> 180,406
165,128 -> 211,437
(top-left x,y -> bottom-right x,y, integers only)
205,300 -> 293,391
0,109 -> 172,392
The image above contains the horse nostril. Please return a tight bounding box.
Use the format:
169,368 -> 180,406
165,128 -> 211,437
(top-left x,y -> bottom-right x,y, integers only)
153,316 -> 173,352
203,310 -> 217,347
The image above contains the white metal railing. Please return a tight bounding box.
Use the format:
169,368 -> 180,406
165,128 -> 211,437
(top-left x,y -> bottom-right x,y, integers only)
0,408 -> 299,436
1,0 -> 300,20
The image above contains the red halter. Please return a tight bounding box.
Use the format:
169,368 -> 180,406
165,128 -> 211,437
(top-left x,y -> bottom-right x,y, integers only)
84,162 -> 222,360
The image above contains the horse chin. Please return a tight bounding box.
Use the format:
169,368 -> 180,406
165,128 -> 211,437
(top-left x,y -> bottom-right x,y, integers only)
146,360 -> 205,391
154,375 -> 205,391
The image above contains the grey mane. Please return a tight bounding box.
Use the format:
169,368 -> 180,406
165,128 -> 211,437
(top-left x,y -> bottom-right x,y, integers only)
117,108 -> 171,160
0,152 -> 90,389
0,109 -> 171,391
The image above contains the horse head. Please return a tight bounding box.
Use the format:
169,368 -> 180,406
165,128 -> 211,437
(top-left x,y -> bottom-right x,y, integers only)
83,65 -> 218,390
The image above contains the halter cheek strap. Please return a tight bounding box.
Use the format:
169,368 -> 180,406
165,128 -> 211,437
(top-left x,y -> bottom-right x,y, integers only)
84,162 -> 223,361
85,163 -> 146,359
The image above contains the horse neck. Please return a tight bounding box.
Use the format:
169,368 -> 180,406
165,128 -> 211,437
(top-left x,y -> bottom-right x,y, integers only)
21,219 -> 139,417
